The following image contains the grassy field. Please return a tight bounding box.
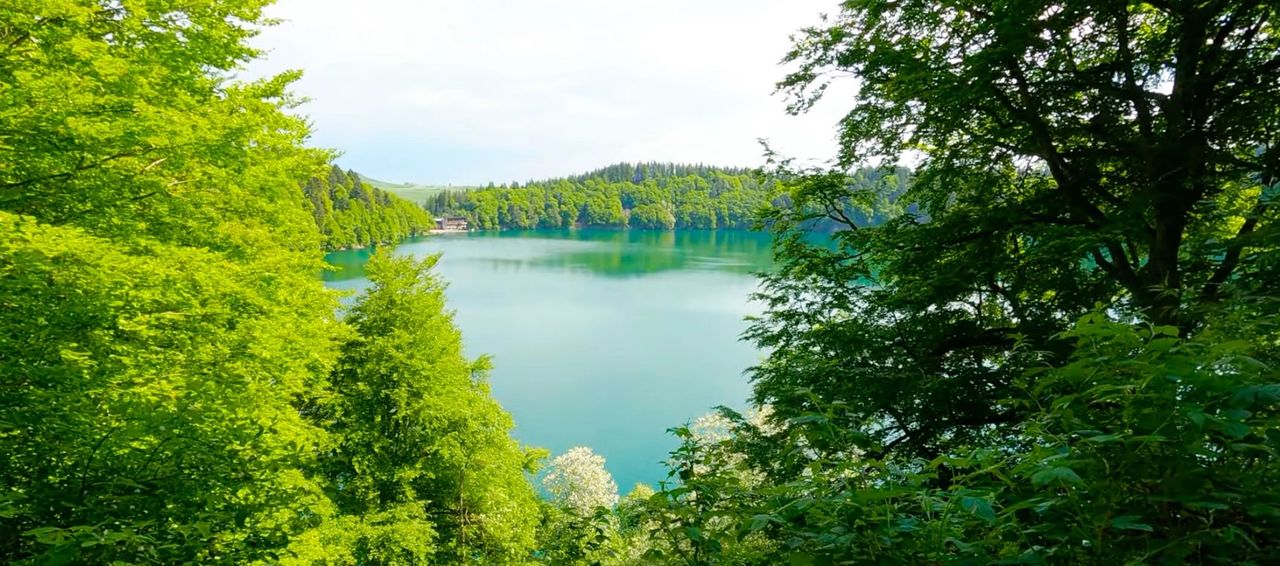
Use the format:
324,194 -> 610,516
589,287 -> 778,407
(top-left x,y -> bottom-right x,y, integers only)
357,174 -> 476,205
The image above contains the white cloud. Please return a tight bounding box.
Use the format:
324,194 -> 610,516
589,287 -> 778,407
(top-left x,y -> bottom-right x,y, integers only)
246,0 -> 849,184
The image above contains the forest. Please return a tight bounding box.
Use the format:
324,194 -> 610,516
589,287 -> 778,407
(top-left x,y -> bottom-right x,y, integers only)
303,166 -> 433,250
425,163 -> 773,230
3,0 -> 1279,564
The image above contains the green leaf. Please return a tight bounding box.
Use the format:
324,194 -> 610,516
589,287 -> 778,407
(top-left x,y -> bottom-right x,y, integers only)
960,496 -> 996,523
1222,422 -> 1251,439
1110,515 -> 1154,532
788,414 -> 827,426
790,553 -> 816,566
1185,501 -> 1231,510
1031,466 -> 1083,487
748,514 -> 779,532
944,537 -> 976,552
684,526 -> 704,542
1084,433 -> 1123,443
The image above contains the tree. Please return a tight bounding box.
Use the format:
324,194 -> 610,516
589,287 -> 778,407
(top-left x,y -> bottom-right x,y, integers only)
432,164 -> 773,231
0,2 -> 345,563
628,203 -> 676,230
0,213 -> 341,564
302,166 -> 432,250
651,312 -> 1280,563
0,0 -> 331,255
641,0 -> 1280,563
751,0 -> 1280,461
533,447 -> 632,565
777,0 -> 1279,328
0,2 -> 539,564
316,252 -> 541,563
542,447 -> 620,516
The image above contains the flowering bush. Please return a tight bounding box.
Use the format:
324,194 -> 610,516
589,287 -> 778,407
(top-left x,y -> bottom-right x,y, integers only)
543,447 -> 620,515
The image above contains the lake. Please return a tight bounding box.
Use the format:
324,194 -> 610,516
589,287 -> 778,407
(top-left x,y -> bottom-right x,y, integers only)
323,229 -> 773,492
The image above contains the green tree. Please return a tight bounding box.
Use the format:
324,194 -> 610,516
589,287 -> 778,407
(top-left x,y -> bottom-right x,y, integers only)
629,203 -> 677,230
315,252 -> 541,564
776,0 -> 1279,328
432,164 -> 774,231
302,166 -> 432,250
643,0 -> 1280,563
0,0 -> 330,255
748,0 -> 1280,460
0,2 -> 539,564
0,2 -> 346,563
0,214 -> 341,564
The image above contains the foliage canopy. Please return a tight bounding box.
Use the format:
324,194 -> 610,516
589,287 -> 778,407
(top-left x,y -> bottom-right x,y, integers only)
428,163 -> 772,231
0,2 -> 539,563
633,0 -> 1280,563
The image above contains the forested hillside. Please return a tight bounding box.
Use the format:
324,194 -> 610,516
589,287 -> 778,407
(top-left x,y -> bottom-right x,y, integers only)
426,162 -> 773,230
303,165 -> 433,250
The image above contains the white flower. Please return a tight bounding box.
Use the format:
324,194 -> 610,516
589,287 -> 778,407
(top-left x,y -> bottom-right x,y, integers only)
689,412 -> 735,445
542,446 -> 619,515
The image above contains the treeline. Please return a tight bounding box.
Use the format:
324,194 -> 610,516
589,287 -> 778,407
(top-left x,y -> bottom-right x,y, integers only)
426,162 -> 773,230
0,3 -> 540,563
303,166 -> 433,250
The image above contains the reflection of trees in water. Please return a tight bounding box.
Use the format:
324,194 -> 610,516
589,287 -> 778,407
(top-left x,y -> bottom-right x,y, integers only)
322,230 -> 778,281
321,246 -> 378,282
517,230 -> 775,278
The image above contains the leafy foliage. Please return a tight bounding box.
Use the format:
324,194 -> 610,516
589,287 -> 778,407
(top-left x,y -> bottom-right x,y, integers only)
305,253 -> 542,563
0,2 -> 541,564
427,163 -> 773,230
0,3 -> 341,563
633,0 -> 1280,563
303,166 -> 433,250
6,0 -> 1279,563
641,314 -> 1280,563
0,0 -> 328,255
0,212 -> 341,564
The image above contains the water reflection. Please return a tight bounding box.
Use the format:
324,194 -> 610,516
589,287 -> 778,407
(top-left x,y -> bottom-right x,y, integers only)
323,229 -> 775,282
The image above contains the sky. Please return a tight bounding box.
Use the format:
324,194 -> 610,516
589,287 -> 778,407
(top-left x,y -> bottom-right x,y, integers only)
245,0 -> 850,186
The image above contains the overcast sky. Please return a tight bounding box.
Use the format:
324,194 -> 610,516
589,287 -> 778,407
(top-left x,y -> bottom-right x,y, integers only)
246,0 -> 848,186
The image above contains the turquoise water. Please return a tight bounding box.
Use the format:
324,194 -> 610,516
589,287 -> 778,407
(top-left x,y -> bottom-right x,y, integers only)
323,229 -> 773,492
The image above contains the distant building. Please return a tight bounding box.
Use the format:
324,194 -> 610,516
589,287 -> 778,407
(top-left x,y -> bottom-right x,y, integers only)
436,216 -> 468,231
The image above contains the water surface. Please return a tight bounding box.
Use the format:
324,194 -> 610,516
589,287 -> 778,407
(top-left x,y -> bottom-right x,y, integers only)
324,229 -> 772,491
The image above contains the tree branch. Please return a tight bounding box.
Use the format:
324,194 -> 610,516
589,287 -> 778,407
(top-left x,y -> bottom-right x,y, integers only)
1201,200 -> 1268,301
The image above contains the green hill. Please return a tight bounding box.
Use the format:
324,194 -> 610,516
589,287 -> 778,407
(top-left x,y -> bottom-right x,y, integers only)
304,166 -> 434,250
423,162 -> 771,230
354,173 -> 476,205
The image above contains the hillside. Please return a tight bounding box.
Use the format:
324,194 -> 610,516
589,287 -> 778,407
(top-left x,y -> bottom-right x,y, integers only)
426,162 -> 772,230
303,166 -> 434,250
354,173 -> 477,205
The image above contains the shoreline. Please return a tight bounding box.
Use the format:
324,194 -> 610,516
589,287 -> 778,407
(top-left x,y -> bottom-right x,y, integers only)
325,226 -> 771,253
